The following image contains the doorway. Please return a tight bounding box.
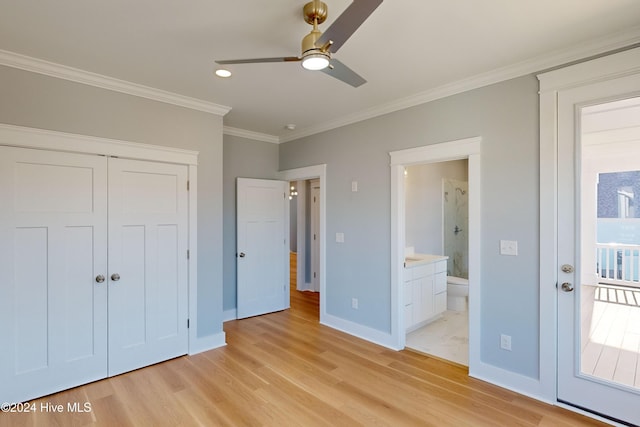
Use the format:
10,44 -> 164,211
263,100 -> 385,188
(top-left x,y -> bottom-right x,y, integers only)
389,137 -> 481,374
288,178 -> 321,318
403,161 -> 469,366
278,164 -> 326,323
539,47 -> 640,425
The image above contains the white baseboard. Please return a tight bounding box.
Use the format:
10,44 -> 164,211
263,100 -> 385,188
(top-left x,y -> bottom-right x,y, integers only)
189,331 -> 226,355
322,313 -> 401,350
469,360 -> 550,404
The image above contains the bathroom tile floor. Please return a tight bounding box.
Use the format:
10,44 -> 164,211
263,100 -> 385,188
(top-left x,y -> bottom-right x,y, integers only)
405,309 -> 469,366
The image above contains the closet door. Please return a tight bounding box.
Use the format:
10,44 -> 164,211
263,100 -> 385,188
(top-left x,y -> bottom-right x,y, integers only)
0,147 -> 108,404
107,158 -> 189,376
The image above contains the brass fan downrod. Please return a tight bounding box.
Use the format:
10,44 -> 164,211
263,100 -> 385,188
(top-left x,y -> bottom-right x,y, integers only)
301,0 -> 331,56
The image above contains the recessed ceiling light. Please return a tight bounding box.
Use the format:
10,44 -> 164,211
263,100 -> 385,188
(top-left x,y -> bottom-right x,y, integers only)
215,69 -> 232,78
285,124 -> 296,130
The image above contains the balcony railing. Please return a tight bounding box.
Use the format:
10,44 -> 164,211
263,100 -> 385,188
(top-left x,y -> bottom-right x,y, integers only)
596,243 -> 640,288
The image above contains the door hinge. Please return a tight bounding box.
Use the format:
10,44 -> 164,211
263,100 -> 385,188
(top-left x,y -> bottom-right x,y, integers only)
187,249 -> 190,260
187,319 -> 190,328
314,272 -> 316,278
187,180 -> 190,191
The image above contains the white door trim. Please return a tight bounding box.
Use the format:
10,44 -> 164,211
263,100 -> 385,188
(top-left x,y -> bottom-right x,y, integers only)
0,123 -> 202,355
310,179 -> 321,292
538,47 -> 640,408
277,164 -> 326,323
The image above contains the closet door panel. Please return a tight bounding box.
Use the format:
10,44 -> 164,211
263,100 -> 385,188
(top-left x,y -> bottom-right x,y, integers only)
14,227 -> 49,374
108,158 -> 189,376
0,147 -> 108,404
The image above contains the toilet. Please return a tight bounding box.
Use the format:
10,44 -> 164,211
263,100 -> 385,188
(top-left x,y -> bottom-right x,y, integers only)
447,276 -> 469,311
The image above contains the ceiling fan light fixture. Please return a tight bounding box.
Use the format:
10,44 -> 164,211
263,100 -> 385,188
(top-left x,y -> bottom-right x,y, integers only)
301,52 -> 330,71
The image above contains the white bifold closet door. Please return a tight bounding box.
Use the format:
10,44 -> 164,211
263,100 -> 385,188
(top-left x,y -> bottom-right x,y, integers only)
107,158 -> 189,376
0,147 -> 108,403
0,147 -> 188,404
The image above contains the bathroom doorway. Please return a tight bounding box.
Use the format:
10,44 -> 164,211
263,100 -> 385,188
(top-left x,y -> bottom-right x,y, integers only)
403,162 -> 469,365
389,137 -> 481,375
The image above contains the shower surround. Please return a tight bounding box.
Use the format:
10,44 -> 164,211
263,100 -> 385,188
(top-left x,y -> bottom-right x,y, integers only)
443,179 -> 469,278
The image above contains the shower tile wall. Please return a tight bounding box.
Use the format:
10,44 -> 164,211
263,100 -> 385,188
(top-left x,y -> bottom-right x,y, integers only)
443,179 -> 469,278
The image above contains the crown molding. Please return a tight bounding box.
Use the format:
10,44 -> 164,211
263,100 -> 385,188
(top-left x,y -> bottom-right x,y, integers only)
279,26 -> 640,143
223,126 -> 279,144
0,49 -> 231,117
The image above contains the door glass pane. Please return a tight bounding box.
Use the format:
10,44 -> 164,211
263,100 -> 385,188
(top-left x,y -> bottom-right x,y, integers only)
580,96 -> 640,390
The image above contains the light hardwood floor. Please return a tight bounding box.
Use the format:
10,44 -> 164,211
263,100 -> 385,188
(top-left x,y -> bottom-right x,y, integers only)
1,264 -> 605,426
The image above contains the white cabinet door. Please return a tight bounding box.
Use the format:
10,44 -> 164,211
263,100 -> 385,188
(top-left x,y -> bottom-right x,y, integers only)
0,147 -> 108,403
107,159 -> 189,376
236,178 -> 289,319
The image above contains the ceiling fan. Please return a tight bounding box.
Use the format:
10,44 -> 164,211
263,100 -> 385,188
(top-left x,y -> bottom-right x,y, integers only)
215,0 -> 383,88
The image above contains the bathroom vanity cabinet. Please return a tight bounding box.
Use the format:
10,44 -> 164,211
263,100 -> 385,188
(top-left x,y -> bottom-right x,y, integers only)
404,255 -> 447,332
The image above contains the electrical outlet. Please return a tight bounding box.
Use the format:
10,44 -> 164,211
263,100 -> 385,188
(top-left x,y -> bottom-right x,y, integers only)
351,298 -> 358,309
500,334 -> 512,351
336,232 -> 345,243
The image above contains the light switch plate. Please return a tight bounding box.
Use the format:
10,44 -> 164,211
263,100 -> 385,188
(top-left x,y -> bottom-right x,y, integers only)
336,232 -> 345,243
500,240 -> 518,256
351,181 -> 358,192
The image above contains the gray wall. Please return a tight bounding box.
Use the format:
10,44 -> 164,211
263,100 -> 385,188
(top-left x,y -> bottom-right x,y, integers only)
405,160 -> 468,255
2,61 -> 542,379
0,65 -> 225,339
279,75 -> 540,379
222,134 -> 280,313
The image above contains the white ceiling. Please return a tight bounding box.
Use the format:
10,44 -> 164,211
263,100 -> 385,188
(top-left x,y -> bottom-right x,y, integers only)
1,1 -> 639,142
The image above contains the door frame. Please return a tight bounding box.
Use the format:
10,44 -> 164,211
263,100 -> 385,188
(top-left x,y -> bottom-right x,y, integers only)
310,178 -> 321,292
0,123 -> 202,354
389,137 -> 481,371
278,164 -> 326,322
539,47 -> 640,412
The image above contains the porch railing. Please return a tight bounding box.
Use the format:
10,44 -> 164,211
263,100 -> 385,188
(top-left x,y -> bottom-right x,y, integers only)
596,243 -> 640,288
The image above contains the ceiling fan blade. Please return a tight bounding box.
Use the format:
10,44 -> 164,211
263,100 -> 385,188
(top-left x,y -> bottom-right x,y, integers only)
215,57 -> 300,65
321,58 -> 366,87
315,0 -> 382,53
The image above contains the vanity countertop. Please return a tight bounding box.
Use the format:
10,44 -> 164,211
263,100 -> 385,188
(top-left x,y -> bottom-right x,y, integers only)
404,253 -> 448,268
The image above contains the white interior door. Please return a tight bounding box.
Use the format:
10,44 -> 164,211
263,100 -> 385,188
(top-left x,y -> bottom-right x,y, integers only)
0,147 -> 108,403
108,158 -> 189,376
557,73 -> 640,425
237,178 -> 289,319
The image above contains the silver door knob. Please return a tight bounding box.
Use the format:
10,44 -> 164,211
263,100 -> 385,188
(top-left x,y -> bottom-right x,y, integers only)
561,282 -> 574,292
95,275 -> 105,283
111,273 -> 121,281
239,252 -> 246,258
